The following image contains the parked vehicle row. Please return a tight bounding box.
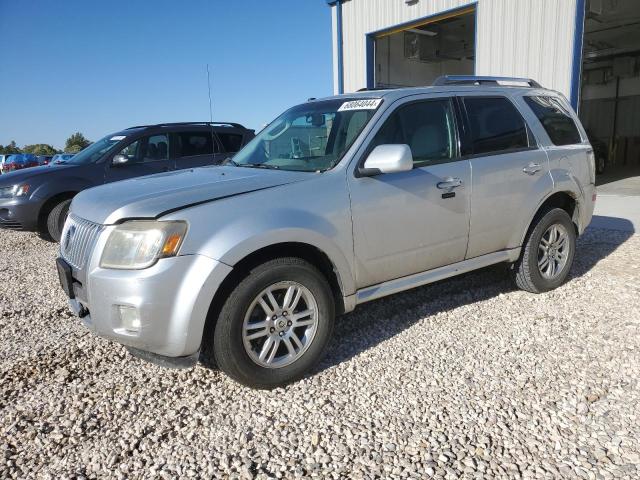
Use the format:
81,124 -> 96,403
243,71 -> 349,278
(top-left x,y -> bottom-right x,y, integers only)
0,153 -> 38,173
0,122 -> 254,241
53,76 -> 596,389
0,153 -> 73,174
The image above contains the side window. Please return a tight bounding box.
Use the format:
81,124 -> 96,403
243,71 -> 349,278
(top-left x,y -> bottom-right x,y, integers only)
217,132 -> 244,153
143,135 -> 169,162
118,139 -> 140,162
117,134 -> 169,163
462,97 -> 530,155
370,99 -> 457,166
524,96 -> 582,146
176,131 -> 216,158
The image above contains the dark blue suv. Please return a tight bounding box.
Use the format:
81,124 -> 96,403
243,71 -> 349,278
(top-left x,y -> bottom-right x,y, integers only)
0,122 -> 254,241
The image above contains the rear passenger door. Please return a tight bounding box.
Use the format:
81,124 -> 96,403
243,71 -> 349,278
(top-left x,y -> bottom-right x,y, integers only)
105,134 -> 172,183
459,95 -> 553,258
173,130 -> 223,169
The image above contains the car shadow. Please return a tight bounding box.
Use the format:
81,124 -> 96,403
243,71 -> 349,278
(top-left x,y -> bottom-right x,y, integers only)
315,222 -> 635,374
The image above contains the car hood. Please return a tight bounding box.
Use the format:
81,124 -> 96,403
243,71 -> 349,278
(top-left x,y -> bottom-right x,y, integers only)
71,166 -> 311,225
0,164 -> 78,185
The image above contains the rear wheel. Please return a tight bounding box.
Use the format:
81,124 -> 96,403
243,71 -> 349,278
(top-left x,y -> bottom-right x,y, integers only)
596,156 -> 606,175
202,257 -> 335,389
44,199 -> 72,243
513,208 -> 576,293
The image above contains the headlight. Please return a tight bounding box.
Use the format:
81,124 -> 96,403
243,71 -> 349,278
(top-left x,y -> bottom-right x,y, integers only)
0,184 -> 30,199
100,221 -> 187,270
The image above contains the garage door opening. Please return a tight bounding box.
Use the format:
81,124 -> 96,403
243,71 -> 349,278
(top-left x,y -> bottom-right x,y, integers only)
372,8 -> 476,89
580,0 -> 640,192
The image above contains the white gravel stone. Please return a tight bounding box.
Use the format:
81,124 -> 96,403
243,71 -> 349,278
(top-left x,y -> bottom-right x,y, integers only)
0,227 -> 639,478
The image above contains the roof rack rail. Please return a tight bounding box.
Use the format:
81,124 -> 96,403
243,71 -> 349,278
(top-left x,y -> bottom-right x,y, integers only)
126,121 -> 246,130
433,75 -> 542,88
356,86 -> 394,92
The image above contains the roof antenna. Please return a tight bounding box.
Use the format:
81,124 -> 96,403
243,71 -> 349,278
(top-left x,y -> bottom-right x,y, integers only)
206,64 -> 220,161
206,64 -> 214,123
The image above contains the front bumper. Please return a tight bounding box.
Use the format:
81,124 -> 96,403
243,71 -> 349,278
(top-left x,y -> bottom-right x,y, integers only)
68,253 -> 233,358
0,197 -> 42,231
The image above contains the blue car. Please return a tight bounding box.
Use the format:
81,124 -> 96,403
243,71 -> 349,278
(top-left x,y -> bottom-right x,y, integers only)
50,153 -> 75,165
1,153 -> 39,173
36,155 -> 54,166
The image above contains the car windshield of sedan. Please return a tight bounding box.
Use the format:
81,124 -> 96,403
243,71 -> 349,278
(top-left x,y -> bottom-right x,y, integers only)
64,134 -> 127,165
231,98 -> 382,172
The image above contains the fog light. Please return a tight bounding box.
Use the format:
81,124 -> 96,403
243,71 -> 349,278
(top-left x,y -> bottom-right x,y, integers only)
118,306 -> 141,333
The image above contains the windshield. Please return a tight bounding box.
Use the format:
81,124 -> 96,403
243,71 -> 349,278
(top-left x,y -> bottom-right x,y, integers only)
232,98 -> 381,172
64,133 -> 127,165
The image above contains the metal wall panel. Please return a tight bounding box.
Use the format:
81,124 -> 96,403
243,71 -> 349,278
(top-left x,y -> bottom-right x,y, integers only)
475,0 -> 578,99
333,0 -> 578,98
339,0 -> 473,92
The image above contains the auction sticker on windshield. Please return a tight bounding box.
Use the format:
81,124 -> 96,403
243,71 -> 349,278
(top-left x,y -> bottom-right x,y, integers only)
338,99 -> 382,112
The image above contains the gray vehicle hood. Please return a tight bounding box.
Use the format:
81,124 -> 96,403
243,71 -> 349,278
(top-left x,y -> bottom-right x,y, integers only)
71,166 -> 311,225
0,164 -> 78,187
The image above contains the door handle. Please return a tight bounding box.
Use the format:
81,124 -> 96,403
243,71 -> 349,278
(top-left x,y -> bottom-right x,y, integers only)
523,163 -> 542,175
437,177 -> 463,190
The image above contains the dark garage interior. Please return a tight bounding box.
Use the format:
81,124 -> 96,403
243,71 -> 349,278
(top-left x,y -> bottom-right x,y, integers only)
580,0 -> 640,189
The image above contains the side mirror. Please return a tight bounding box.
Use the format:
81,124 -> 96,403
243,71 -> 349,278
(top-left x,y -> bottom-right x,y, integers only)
112,154 -> 129,166
359,144 -> 413,177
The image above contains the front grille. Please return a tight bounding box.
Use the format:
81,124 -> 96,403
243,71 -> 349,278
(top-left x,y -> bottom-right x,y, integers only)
60,214 -> 104,269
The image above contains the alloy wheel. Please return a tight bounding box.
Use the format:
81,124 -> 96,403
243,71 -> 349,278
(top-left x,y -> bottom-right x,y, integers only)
242,281 -> 318,368
537,223 -> 570,280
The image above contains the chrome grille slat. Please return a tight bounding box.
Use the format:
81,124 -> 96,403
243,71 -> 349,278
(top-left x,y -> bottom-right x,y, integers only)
76,219 -> 90,262
60,214 -> 104,270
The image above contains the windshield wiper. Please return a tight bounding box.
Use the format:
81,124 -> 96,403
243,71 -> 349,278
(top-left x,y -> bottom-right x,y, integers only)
223,157 -> 239,166
237,163 -> 281,170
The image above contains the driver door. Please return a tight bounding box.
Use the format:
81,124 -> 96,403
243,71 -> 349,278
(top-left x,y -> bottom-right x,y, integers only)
105,134 -> 173,183
348,96 -> 471,288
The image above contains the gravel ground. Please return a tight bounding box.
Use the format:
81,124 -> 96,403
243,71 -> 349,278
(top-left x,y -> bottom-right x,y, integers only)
1,227 -> 639,479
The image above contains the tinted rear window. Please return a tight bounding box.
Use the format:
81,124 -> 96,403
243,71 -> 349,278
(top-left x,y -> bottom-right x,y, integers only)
524,96 -> 582,146
217,132 -> 243,153
463,97 -> 530,155
176,131 -> 216,157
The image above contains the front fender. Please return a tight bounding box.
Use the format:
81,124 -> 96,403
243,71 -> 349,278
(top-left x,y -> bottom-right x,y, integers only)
171,201 -> 356,297
31,176 -> 95,201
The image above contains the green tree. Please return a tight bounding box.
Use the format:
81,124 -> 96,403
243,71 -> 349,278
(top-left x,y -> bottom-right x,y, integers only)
22,144 -> 59,156
64,132 -> 91,153
0,141 -> 22,154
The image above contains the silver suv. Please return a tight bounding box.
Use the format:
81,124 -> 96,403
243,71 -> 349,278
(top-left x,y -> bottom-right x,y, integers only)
56,76 -> 596,389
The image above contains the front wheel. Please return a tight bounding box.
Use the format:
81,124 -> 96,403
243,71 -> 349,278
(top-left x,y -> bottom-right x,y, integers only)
41,199 -> 71,243
513,208 -> 576,293
202,257 -> 335,389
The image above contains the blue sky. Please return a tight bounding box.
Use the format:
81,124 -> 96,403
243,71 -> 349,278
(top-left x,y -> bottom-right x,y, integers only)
0,0 -> 333,149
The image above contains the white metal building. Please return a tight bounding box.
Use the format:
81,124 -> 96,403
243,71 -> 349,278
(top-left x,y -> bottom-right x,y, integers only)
328,0 -> 640,177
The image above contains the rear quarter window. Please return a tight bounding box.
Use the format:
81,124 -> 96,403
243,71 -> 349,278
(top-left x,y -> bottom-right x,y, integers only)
217,132 -> 244,153
524,96 -> 582,146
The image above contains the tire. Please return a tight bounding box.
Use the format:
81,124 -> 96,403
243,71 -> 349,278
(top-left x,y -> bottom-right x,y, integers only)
513,208 -> 576,293
45,199 -> 72,243
596,156 -> 606,175
202,257 -> 335,389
